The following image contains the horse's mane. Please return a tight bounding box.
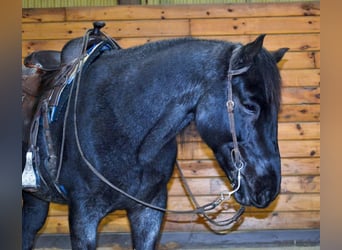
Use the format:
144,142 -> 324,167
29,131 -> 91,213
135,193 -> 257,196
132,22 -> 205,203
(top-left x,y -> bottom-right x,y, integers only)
257,49 -> 282,110
110,37 -> 234,60
108,37 -> 282,110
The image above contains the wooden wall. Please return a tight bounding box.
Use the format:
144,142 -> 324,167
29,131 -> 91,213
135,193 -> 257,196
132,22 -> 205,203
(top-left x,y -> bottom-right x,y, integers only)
21,0 -> 318,8
22,1 -> 320,239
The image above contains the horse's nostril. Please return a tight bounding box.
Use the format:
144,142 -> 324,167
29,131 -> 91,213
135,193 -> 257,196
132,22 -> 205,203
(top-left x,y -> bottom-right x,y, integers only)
256,190 -> 274,208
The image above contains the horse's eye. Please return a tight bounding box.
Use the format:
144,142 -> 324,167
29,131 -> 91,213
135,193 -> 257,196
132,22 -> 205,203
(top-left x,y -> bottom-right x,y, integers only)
243,103 -> 258,114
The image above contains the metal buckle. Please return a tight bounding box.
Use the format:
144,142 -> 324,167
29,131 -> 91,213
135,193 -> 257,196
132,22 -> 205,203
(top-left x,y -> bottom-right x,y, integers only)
226,100 -> 234,112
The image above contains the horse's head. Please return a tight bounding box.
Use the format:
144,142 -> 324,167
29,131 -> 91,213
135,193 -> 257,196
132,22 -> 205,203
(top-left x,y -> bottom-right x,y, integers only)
195,35 -> 288,208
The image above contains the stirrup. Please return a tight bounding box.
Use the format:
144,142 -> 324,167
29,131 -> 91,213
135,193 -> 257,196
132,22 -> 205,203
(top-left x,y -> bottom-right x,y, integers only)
22,151 -> 40,192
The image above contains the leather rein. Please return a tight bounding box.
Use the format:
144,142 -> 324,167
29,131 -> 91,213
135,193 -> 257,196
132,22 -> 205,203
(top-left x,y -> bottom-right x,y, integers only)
62,33 -> 250,229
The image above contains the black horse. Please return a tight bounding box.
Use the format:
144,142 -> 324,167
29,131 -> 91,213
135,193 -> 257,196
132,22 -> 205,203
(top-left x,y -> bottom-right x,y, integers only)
22,34 -> 287,249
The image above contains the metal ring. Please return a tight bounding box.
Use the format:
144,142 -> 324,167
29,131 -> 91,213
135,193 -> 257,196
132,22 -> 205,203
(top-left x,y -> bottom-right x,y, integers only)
231,149 -> 246,171
235,159 -> 246,170
226,100 -> 234,112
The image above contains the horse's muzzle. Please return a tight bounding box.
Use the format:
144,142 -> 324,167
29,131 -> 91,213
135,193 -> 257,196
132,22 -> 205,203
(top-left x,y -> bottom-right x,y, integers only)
233,175 -> 280,208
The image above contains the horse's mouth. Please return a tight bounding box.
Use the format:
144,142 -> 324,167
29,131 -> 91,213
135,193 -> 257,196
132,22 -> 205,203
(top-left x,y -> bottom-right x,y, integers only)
233,176 -> 276,209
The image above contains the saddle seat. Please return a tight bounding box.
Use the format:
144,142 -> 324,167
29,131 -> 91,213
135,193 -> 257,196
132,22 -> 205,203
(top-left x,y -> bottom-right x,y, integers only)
24,50 -> 61,72
24,21 -> 121,73
24,37 -> 85,72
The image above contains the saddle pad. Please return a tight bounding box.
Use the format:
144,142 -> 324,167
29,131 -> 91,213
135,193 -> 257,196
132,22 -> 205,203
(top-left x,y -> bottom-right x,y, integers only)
48,41 -> 115,122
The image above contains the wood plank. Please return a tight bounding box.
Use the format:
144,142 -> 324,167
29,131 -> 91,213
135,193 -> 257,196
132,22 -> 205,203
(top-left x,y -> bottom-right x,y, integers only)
261,33 -> 320,52
190,16 -> 320,36
281,69 -> 320,87
279,140 -> 320,158
278,122 -> 320,140
39,213 -> 129,234
22,40 -> 66,58
167,175 -> 320,196
21,37 -> 320,71
22,33 -> 319,55
282,87 -> 320,104
22,18 -> 320,41
173,160 -> 223,177
22,20 -> 190,40
161,211 -> 320,232
281,175 -> 320,193
22,8 -> 66,23
195,33 -> 320,52
281,158 -> 320,176
39,211 -> 319,234
47,193 -> 319,217
314,51 -> 320,68
180,122 -> 319,142
265,193 -> 320,212
63,3 -> 319,21
278,104 -> 320,122
278,51 -> 317,70
173,158 -> 320,177
40,159 -> 320,216
124,33 -> 320,52
21,42 -> 320,73
158,158 -> 318,179
177,140 -> 320,160
166,193 -> 320,212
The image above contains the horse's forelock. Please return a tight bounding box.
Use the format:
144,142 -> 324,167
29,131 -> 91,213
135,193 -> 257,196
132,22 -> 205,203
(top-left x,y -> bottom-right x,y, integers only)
228,46 -> 282,110
256,49 -> 282,110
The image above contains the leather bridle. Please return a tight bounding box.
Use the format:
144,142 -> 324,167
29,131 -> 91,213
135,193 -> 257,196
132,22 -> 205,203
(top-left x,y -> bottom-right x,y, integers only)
175,47 -> 251,227
62,35 -> 251,229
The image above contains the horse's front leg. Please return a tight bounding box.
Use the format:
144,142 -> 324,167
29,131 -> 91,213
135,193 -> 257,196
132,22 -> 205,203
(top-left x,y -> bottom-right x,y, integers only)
22,192 -> 50,250
127,188 -> 167,250
68,197 -> 107,250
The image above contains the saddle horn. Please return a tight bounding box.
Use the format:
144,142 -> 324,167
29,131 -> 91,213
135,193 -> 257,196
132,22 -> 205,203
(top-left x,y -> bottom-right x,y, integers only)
92,21 -> 106,36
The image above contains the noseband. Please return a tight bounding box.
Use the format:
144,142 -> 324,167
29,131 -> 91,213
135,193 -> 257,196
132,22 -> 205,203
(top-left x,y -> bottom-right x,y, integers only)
67,39 -> 250,230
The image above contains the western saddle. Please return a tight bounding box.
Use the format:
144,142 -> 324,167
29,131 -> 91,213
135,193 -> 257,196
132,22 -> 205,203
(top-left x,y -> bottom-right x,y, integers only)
22,21 -> 121,192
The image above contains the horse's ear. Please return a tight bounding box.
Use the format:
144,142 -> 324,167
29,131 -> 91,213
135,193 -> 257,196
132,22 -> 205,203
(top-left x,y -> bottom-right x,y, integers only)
271,48 -> 289,63
234,34 -> 266,67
